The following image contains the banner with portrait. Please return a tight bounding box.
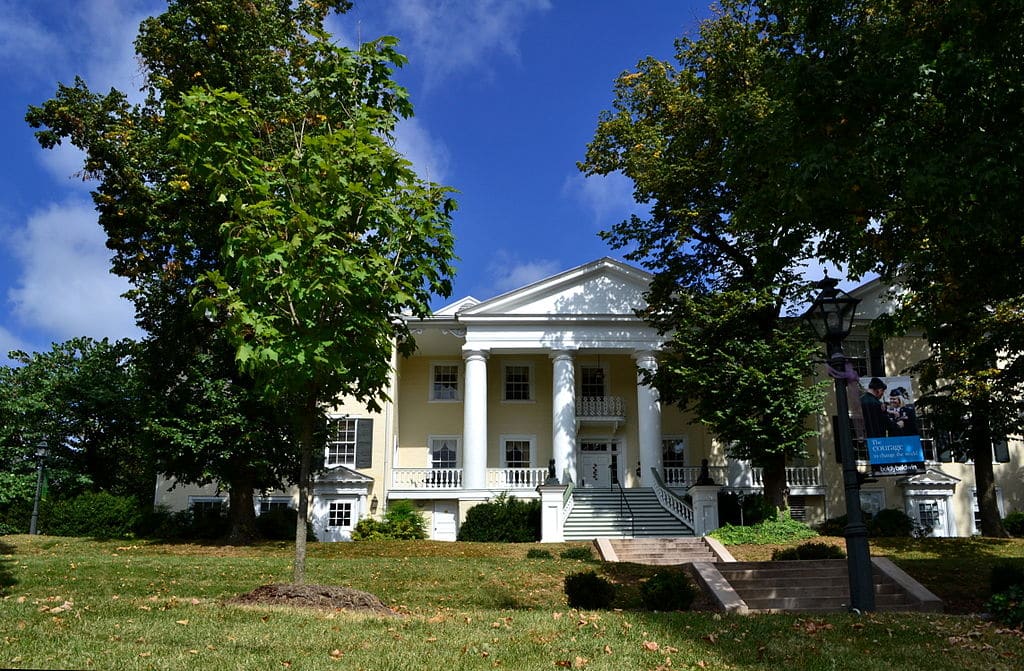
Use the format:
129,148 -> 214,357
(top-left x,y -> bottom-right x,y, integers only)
856,375 -> 926,476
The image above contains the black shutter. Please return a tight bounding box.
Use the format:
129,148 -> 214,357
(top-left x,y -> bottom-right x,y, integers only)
355,418 -> 373,469
994,439 -> 1010,463
936,431 -> 953,463
868,339 -> 886,377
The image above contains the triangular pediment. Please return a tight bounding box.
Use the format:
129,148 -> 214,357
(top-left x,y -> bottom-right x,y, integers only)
461,258 -> 651,318
898,467 -> 961,488
315,466 -> 374,484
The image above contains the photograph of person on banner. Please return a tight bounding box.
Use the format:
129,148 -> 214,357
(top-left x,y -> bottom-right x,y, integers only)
858,376 -> 926,476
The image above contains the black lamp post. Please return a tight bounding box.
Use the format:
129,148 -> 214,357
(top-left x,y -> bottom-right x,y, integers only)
804,278 -> 875,613
29,440 -> 49,535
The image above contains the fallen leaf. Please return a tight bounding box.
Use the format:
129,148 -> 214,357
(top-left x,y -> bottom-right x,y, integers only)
329,649 -> 344,659
574,655 -> 589,667
175,619 -> 189,626
603,645 -> 613,655
554,661 -> 572,668
643,641 -> 660,651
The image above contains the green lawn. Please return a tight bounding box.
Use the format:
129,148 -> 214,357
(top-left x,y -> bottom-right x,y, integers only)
2,535 -> 1023,670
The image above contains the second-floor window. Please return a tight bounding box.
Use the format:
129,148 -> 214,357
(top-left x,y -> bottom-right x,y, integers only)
580,364 -> 606,397
326,417 -> 358,467
504,364 -> 532,401
431,363 -> 460,401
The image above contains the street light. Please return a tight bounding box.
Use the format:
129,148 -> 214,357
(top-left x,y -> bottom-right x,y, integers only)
29,440 -> 49,535
804,277 -> 875,613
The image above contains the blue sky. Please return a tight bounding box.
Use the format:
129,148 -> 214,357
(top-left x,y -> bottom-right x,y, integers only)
0,1 -> 719,363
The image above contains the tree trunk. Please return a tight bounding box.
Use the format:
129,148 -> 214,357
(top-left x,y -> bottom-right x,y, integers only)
292,387 -> 317,584
760,452 -> 789,514
226,472 -> 259,545
970,399 -> 1008,537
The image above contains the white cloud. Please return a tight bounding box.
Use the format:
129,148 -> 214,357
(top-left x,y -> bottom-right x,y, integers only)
485,252 -> 561,296
395,117 -> 451,185
7,199 -> 142,343
562,171 -> 644,227
0,325 -> 36,363
374,0 -> 552,87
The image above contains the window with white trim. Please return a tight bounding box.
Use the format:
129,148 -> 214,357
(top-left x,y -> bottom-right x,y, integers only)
503,363 -> 533,401
859,490 -> 885,516
430,363 -> 461,401
326,417 -> 357,467
579,364 -> 607,397
257,497 -> 292,515
500,436 -> 534,468
845,339 -> 870,377
327,501 -> 353,528
661,437 -> 687,469
971,487 -> 1006,534
430,437 -> 459,469
188,496 -> 226,520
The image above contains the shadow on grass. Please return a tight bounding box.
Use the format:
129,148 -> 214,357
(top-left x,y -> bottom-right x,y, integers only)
0,539 -> 18,595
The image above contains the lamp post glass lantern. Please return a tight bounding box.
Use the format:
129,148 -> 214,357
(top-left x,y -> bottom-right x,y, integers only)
805,278 -> 876,613
29,440 -> 49,535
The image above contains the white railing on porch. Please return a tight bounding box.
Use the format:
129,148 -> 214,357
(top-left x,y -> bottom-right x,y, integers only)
486,468 -> 549,489
391,468 -> 463,489
661,465 -> 821,489
576,396 -> 625,417
751,466 -> 822,488
650,468 -> 695,529
662,466 -> 728,488
391,467 -> 548,490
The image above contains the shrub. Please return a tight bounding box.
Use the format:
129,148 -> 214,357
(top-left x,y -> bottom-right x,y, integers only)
717,492 -> 775,527
640,570 -> 697,611
772,542 -> 846,561
986,585 -> 1024,627
869,508 -> 915,537
526,548 -> 553,559
816,514 -> 847,537
41,492 -> 143,539
457,493 -> 540,542
990,560 -> 1024,595
255,508 -> 317,541
1003,511 -> 1024,537
352,500 -> 427,541
559,546 -> 594,561
710,513 -> 818,545
564,570 -> 615,609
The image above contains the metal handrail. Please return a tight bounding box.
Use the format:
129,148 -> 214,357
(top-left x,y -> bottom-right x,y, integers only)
615,481 -> 636,537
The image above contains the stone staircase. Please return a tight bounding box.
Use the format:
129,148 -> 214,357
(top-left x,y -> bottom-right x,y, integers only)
695,558 -> 943,613
563,488 -> 693,540
597,537 -> 724,565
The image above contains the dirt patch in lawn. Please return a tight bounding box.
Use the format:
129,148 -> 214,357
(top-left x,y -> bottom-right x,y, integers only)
231,583 -> 398,616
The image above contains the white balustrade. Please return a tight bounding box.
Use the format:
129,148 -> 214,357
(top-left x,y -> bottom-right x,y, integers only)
391,468 -> 463,489
485,468 -> 549,489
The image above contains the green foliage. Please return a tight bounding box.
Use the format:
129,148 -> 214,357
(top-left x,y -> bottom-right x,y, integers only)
870,508 -> 916,538
580,0 -> 826,510
710,512 -> 818,545
986,586 -> 1024,627
772,542 -> 846,561
559,547 -> 595,561
1003,512 -> 1024,537
990,560 -> 1024,596
254,508 -> 316,541
640,570 -> 697,611
526,548 -> 553,559
352,500 -> 427,541
817,508 -> 917,538
457,494 -> 540,542
40,492 -> 143,539
563,571 -> 616,610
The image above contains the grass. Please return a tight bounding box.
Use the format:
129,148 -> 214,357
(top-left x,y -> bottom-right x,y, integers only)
1,535 -> 1023,670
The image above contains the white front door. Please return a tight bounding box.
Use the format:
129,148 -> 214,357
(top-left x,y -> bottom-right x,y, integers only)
579,441 -> 617,488
432,500 -> 458,541
909,497 -> 951,537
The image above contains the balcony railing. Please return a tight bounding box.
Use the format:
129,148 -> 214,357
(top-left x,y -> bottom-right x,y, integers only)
662,466 -> 728,488
576,396 -> 625,418
392,468 -> 463,489
391,467 -> 547,490
661,465 -> 822,490
751,466 -> 822,489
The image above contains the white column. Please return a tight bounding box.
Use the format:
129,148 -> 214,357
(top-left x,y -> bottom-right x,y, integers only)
551,351 -> 577,484
635,351 -> 662,487
463,349 -> 488,490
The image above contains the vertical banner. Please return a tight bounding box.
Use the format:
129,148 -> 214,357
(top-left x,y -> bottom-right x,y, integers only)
858,376 -> 926,476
